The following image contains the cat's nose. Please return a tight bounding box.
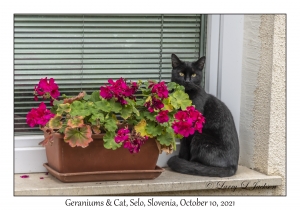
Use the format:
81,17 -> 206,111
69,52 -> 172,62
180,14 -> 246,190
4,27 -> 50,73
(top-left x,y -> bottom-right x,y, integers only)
185,79 -> 191,83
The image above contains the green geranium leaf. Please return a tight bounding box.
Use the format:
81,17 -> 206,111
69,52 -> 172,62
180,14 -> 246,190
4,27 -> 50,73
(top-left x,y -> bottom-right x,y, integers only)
89,113 -> 105,125
48,115 -> 62,129
70,101 -> 91,117
134,119 -> 150,137
132,106 -> 140,116
104,117 -> 118,132
56,103 -> 71,116
67,116 -> 84,128
127,118 -> 138,126
83,94 -> 91,101
142,89 -> 151,95
64,125 -> 93,148
170,90 -> 192,110
53,100 -> 64,106
95,100 -> 111,112
58,124 -> 67,133
162,98 -> 174,111
156,130 -> 175,146
103,131 -> 121,150
109,99 -> 122,113
120,105 -> 132,119
90,90 -> 101,102
143,111 -> 156,121
175,133 -> 184,139
86,102 -> 98,115
125,98 -> 135,106
135,99 -> 145,106
50,105 -> 57,114
167,82 -> 177,91
146,121 -> 163,137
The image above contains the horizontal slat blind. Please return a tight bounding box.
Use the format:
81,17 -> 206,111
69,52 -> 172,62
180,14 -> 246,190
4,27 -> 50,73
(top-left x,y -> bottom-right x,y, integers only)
14,14 -> 204,135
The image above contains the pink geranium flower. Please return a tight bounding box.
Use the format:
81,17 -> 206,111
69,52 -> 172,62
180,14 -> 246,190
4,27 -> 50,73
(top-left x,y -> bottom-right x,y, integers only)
123,136 -> 148,154
114,128 -> 130,143
34,77 -> 60,105
100,86 -> 114,99
151,81 -> 169,99
156,110 -> 169,123
26,102 -> 55,127
172,121 -> 195,137
144,97 -> 164,113
172,106 -> 205,137
100,78 -> 138,105
174,111 -> 188,121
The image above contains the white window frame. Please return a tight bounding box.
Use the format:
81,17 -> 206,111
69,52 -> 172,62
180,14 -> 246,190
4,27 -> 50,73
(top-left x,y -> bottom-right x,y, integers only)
14,14 -> 244,173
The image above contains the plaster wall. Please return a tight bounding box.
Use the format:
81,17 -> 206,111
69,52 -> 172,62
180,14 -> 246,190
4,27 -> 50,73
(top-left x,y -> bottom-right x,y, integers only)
267,14 -> 286,195
239,14 -> 286,195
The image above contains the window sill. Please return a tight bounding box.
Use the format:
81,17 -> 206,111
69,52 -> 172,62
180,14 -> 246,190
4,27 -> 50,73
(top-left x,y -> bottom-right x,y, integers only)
14,165 -> 282,195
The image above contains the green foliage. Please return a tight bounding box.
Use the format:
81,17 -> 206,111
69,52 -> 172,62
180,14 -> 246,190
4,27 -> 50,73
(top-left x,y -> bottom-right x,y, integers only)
169,90 -> 192,110
39,78 -> 196,153
103,131 -> 121,150
104,117 -> 118,132
83,94 -> 91,101
95,100 -> 111,112
145,121 -> 163,137
142,111 -> 156,121
120,105 -> 133,119
89,113 -> 104,125
156,127 -> 176,146
53,100 -> 63,106
109,99 -> 122,113
167,82 -> 185,92
56,103 -> 71,116
64,125 -> 93,148
67,116 -> 84,128
90,90 -> 101,102
70,101 -> 91,117
48,115 -> 62,129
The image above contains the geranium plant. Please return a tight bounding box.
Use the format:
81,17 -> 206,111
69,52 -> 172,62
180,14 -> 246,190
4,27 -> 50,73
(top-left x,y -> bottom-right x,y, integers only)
27,77 -> 205,154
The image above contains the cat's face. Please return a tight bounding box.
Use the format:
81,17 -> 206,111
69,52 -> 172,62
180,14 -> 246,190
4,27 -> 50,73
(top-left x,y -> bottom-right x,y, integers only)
171,54 -> 205,91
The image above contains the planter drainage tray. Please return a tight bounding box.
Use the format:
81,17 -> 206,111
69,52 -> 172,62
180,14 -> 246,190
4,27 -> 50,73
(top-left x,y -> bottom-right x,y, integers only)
43,163 -> 164,183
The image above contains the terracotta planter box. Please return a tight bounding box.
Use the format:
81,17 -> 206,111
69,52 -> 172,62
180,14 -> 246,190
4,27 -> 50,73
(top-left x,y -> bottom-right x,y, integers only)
44,133 -> 164,182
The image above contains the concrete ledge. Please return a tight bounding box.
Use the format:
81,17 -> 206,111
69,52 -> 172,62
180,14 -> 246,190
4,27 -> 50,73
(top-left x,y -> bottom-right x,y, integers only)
14,165 -> 282,195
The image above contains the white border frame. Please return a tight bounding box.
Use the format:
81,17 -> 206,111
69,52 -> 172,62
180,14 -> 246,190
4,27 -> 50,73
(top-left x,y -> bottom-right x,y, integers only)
14,15 -> 244,173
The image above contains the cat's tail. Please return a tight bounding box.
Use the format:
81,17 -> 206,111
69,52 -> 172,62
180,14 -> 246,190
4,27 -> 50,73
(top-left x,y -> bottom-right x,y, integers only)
167,155 -> 237,177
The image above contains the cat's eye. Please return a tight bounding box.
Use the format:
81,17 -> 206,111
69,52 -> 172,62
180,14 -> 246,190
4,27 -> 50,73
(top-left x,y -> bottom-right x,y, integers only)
191,73 -> 197,77
179,72 -> 184,76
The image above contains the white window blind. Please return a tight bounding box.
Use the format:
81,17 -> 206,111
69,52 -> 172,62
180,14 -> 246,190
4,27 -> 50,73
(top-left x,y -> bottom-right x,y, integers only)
14,14 -> 206,135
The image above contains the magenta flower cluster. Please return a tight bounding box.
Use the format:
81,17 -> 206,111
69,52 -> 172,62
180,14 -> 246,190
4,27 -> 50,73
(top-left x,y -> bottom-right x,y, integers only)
114,127 -> 148,153
26,102 -> 55,127
34,77 -> 60,106
172,106 -> 205,137
144,81 -> 168,113
100,78 -> 138,105
27,77 -> 59,127
155,110 -> 169,123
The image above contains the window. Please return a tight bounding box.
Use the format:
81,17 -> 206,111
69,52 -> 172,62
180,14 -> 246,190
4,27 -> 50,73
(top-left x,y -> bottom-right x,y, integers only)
14,14 -> 207,136
14,14 -> 207,173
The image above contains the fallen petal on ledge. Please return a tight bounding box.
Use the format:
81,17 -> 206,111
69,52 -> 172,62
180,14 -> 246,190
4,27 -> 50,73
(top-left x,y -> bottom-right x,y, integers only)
20,175 -> 29,178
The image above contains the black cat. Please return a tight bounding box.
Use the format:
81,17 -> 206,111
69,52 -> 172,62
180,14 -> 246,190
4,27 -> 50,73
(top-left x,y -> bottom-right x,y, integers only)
167,54 -> 239,177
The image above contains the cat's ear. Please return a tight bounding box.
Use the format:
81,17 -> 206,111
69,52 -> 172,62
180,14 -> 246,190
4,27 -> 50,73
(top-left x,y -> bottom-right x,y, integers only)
171,54 -> 182,69
194,56 -> 206,70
